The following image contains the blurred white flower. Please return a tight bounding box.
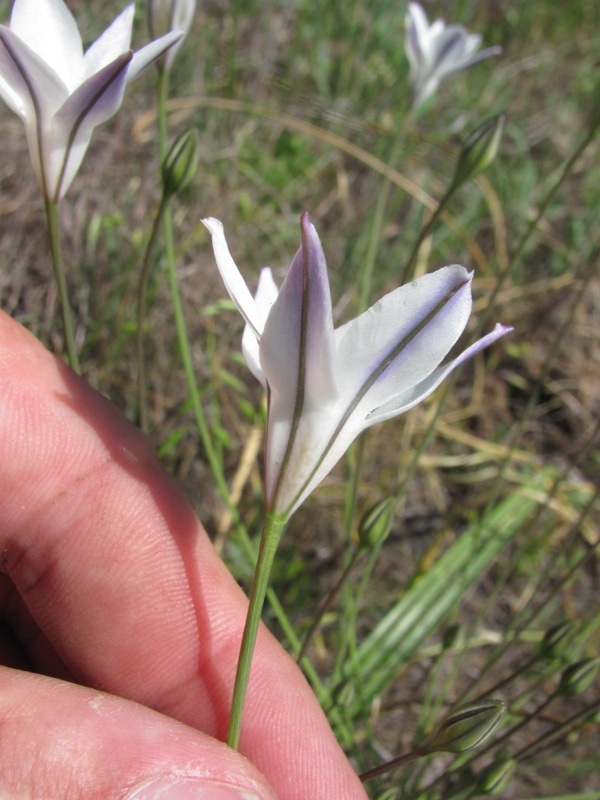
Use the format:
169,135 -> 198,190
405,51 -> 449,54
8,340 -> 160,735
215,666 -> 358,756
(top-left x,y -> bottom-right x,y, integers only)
405,2 -> 501,107
203,214 -> 511,519
0,0 -> 182,201
147,0 -> 196,72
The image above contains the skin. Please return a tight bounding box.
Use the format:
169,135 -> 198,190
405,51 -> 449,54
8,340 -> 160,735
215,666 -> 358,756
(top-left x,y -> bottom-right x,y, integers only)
0,311 -> 368,800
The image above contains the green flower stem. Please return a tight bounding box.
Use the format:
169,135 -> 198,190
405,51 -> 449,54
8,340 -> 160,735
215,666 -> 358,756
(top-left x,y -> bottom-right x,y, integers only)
475,119 -> 600,338
156,69 -> 170,160
357,137 -> 402,310
513,698 -> 600,764
44,200 -> 80,373
356,109 -> 413,310
359,746 -> 427,782
296,544 -> 364,664
136,194 -> 168,433
227,513 -> 287,749
153,63 -> 232,514
402,181 -> 458,284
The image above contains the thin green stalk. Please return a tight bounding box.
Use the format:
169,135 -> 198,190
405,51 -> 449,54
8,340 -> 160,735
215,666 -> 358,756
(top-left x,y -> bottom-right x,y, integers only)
359,746 -> 427,782
512,699 -> 600,764
401,182 -> 458,284
227,513 -> 287,749
136,194 -> 168,433
44,200 -> 81,373
357,131 -> 407,310
476,120 -> 600,337
154,64 -> 233,518
296,544 -> 364,663
156,69 -> 170,160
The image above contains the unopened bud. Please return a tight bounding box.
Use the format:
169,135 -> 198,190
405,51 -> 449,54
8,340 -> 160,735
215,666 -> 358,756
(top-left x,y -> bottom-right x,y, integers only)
452,115 -> 505,188
425,699 -> 506,754
162,129 -> 199,197
558,658 -> 599,697
478,759 -> 517,794
537,621 -> 571,658
357,497 -> 394,549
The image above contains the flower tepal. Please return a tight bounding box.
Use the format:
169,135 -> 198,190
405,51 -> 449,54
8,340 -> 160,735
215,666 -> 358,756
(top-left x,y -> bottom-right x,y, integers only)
405,2 -> 501,107
0,0 -> 182,201
147,0 -> 196,73
203,214 -> 511,520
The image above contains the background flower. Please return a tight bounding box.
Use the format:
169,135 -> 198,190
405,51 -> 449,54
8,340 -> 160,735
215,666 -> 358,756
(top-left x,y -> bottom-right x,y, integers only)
0,0 -> 181,200
405,2 -> 501,107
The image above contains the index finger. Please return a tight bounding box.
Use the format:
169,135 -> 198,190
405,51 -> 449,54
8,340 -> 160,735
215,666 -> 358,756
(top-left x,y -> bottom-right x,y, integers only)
0,311 -> 367,800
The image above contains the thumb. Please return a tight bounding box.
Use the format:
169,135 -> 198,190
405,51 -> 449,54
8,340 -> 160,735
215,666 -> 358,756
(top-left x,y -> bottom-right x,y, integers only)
0,667 -> 279,800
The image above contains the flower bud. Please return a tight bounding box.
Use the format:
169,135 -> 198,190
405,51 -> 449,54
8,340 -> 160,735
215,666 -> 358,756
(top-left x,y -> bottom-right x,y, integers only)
558,658 -> 600,697
162,129 -> 199,197
537,621 -> 571,658
478,759 -> 517,794
357,497 -> 394,549
452,115 -> 505,189
425,699 -> 506,754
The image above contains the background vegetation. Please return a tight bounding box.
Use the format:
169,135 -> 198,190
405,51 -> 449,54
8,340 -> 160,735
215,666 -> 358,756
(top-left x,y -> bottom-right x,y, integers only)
0,1 -> 598,797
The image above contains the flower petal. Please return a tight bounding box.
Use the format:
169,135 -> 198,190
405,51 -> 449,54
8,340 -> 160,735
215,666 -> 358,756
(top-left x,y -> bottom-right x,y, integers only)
365,323 -> 513,423
429,27 -> 473,75
456,45 -> 503,73
11,0 -> 83,89
148,0 -> 196,71
405,2 -> 428,72
261,214 -> 338,413
260,214 -> 339,510
126,31 -> 183,83
335,265 -> 472,412
0,25 -> 68,193
241,267 -> 278,388
202,218 -> 264,339
0,26 -> 67,119
83,4 -> 134,77
271,322 -> 512,518
48,52 -> 132,200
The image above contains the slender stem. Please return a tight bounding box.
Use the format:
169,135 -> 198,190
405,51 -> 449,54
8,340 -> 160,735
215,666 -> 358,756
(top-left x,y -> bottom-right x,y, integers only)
359,746 -> 427,782
136,194 -> 168,433
227,513 -> 287,749
401,182 -> 458,284
357,123 -> 409,310
44,200 -> 81,373
154,63 -> 231,510
296,545 -> 363,663
156,69 -> 170,160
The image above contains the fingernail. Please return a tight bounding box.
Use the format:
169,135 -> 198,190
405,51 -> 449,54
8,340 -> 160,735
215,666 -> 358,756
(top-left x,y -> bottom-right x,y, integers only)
124,777 -> 264,800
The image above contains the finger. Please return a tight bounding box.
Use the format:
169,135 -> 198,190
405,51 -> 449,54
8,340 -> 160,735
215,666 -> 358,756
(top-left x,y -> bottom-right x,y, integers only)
0,312 -> 367,800
0,666 -> 278,800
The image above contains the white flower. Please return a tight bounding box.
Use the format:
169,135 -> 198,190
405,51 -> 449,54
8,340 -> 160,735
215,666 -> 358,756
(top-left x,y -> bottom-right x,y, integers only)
147,0 -> 196,72
203,214 -> 511,519
405,2 -> 501,107
0,0 -> 182,201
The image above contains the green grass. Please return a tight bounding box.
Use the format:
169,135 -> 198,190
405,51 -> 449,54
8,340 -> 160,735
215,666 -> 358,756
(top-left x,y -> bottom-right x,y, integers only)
1,0 -> 599,797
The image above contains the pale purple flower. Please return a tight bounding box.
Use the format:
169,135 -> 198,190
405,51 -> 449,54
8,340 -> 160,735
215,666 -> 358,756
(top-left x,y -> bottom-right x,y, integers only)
0,0 -> 182,201
203,214 -> 511,519
406,2 -> 501,107
147,0 -> 196,73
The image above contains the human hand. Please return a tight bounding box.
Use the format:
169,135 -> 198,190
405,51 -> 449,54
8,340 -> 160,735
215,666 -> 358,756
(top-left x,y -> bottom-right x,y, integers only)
0,312 -> 367,800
